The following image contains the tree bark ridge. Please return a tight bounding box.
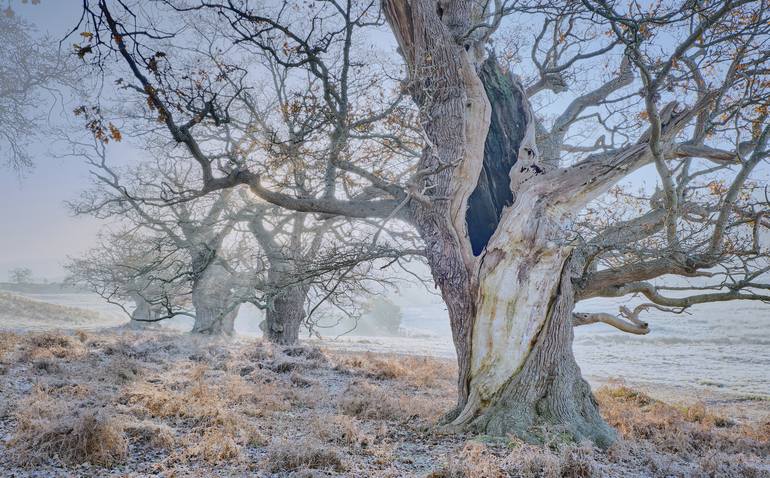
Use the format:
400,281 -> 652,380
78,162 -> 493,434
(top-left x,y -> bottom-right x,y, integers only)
459,257 -> 615,448
263,283 -> 309,346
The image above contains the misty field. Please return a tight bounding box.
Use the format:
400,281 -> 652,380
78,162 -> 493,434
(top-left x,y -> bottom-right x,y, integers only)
0,327 -> 768,477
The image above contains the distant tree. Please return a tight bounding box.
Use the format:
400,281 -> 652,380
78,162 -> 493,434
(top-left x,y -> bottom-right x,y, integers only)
246,204 -> 419,344
361,296 -> 403,336
67,7 -> 423,344
69,142 -> 250,336
8,267 -> 33,284
65,229 -> 193,328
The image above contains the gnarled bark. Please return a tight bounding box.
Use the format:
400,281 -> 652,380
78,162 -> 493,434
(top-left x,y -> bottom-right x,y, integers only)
191,263 -> 238,336
453,249 -> 615,447
385,0 -> 491,413
262,283 -> 308,346
383,0 -> 613,445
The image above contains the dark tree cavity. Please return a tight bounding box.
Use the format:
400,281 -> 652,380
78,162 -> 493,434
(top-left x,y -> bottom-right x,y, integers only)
466,57 -> 529,255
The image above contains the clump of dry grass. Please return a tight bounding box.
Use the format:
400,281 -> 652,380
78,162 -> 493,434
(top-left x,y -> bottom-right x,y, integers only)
10,387 -> 127,466
31,357 -> 61,374
311,413 -> 371,449
229,369 -> 293,415
595,384 -> 770,457
16,332 -> 87,362
336,351 -> 455,387
243,343 -> 274,362
428,442 -> 506,478
121,365 -> 232,422
48,381 -> 93,399
175,408 -> 265,463
104,356 -> 144,384
503,442 -> 562,478
597,384 -> 653,406
101,338 -> 142,358
290,370 -> 318,388
338,381 -> 440,422
122,419 -> 176,449
119,364 -> 269,462
555,443 -> 597,478
678,401 -> 733,427
28,332 -> 77,354
696,450 -> 768,477
430,440 -> 599,478
338,352 -> 407,379
185,429 -> 242,462
0,331 -> 21,361
338,381 -> 401,420
283,344 -> 327,362
120,382 -> 184,418
263,438 -> 345,473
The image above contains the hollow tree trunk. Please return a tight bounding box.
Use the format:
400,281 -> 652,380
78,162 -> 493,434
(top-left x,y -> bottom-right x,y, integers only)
424,187 -> 615,446
383,0 -> 614,445
261,283 -> 308,346
466,263 -> 614,446
450,201 -> 615,446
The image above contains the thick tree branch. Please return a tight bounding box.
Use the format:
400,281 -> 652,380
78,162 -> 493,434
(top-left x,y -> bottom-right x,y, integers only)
572,311 -> 649,335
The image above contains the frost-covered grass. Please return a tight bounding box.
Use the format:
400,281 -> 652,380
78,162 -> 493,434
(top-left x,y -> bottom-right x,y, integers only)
0,329 -> 767,477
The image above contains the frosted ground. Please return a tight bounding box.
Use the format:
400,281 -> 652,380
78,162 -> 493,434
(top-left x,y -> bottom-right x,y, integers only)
1,288 -> 769,476
5,288 -> 769,400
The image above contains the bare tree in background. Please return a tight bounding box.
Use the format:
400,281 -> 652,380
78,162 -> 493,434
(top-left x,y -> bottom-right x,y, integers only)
246,206 -> 340,345
243,202 -> 423,344
76,0 -> 770,445
227,43 -> 423,344
0,13 -> 79,172
71,0 -> 423,344
69,143 -> 250,335
65,228 -> 192,328
8,267 -> 33,285
69,140 -> 418,342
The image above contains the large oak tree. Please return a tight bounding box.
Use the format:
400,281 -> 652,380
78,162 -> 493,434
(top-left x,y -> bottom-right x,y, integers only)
77,0 -> 770,445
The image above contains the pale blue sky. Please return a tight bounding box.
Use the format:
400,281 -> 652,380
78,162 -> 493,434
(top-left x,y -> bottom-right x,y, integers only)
0,0 -> 755,282
0,1 -> 121,280
0,0 -> 659,280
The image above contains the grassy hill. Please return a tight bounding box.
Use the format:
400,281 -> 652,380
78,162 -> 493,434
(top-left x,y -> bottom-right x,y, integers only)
0,291 -> 104,329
